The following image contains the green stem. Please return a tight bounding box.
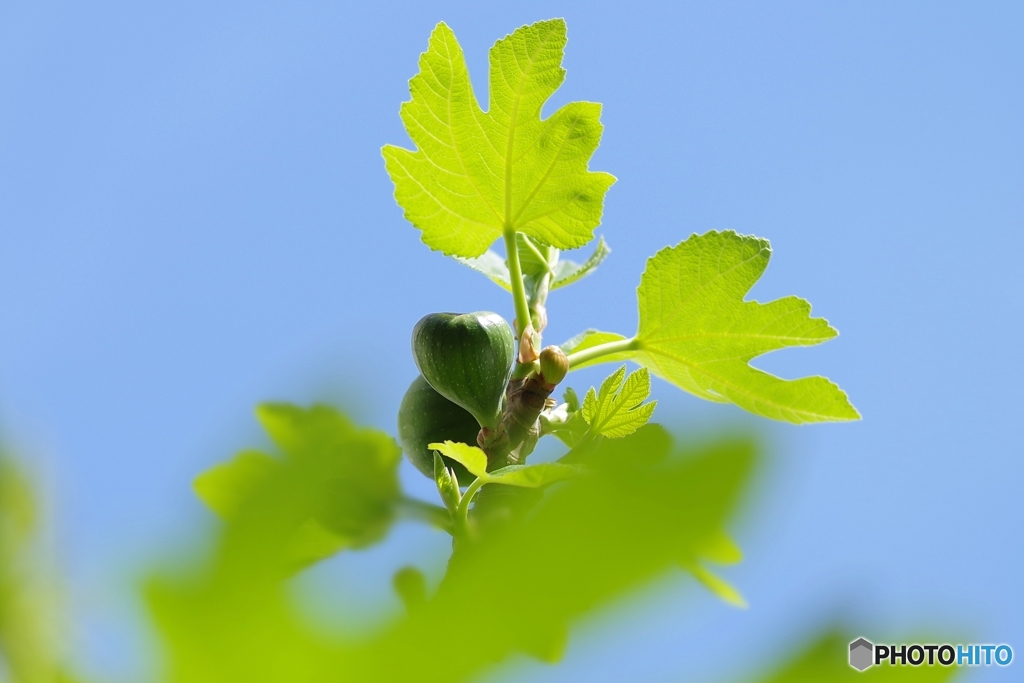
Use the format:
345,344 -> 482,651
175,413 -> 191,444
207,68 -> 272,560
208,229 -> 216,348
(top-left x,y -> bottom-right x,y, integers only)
566,337 -> 640,368
503,228 -> 532,337
520,235 -> 550,271
456,476 -> 487,528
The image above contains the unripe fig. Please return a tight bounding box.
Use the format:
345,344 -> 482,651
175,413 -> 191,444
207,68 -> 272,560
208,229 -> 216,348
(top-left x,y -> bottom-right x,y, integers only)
538,346 -> 569,386
397,375 -> 480,483
412,311 -> 515,430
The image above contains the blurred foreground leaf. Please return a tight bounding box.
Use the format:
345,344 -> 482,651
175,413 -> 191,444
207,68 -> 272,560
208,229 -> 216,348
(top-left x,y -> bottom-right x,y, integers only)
192,404 -> 402,570
148,411 -> 756,683
0,451 -> 78,683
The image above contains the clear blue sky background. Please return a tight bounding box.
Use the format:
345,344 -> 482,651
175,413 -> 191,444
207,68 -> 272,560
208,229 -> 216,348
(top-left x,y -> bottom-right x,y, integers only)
1,2 -> 1021,681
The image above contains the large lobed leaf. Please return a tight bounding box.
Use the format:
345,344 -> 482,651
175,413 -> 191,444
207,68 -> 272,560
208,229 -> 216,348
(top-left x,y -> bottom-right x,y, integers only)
191,404 -> 402,570
382,19 -> 615,257
568,231 -> 859,424
148,417 -> 756,683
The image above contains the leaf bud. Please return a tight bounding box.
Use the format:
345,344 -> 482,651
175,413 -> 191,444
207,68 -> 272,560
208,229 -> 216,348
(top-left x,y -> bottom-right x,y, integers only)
539,346 -> 569,386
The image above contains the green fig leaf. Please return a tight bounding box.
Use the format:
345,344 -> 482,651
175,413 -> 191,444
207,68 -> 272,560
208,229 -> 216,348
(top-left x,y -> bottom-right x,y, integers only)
195,404 -> 402,569
429,441 -> 488,479
382,19 -> 615,257
339,434 -> 757,680
564,231 -> 860,424
453,251 -> 512,291
193,450 -> 277,520
551,236 -> 610,290
681,560 -> 747,608
456,236 -> 609,297
563,387 -> 580,412
485,463 -> 583,488
581,366 -> 657,439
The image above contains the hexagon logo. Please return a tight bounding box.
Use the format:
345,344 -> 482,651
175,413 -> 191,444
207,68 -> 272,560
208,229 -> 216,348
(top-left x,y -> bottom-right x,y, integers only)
849,637 -> 874,671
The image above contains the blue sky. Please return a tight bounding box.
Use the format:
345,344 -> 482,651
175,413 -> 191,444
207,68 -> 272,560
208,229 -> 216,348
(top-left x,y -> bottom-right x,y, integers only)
1,1 -> 1021,681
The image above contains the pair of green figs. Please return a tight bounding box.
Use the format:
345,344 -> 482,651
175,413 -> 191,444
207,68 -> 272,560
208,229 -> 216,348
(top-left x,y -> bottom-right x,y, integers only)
399,311 -> 516,482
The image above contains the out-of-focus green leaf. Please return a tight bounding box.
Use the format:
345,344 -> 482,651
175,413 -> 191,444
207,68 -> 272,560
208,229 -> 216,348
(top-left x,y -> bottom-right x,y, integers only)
346,432 -> 756,682
191,404 -> 402,570
681,560 -> 747,608
698,529 -> 744,565
149,406 -> 406,683
147,412 -> 756,683
382,19 -> 615,257
581,366 -> 657,438
0,453 -> 76,683
193,450 -> 276,519
485,463 -> 582,488
393,566 -> 428,612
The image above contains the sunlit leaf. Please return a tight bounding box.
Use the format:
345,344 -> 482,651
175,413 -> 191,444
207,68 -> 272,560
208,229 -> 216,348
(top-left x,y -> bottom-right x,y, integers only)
454,250 -> 512,290
581,366 -> 657,438
382,19 -> 615,257
551,236 -> 610,290
429,441 -> 488,478
567,232 -> 860,424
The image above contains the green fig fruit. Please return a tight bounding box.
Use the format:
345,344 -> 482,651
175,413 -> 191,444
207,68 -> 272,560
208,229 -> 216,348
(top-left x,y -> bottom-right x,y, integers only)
397,375 -> 481,483
412,311 -> 515,430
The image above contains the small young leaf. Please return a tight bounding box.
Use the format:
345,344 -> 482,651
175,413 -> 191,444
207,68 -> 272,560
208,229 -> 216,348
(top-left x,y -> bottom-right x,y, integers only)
453,251 -> 512,291
428,441 -> 488,478
562,387 -> 579,412
581,366 -> 657,438
543,408 -> 589,448
485,463 -> 583,488
433,451 -> 461,515
550,236 -> 610,290
382,19 -> 615,257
